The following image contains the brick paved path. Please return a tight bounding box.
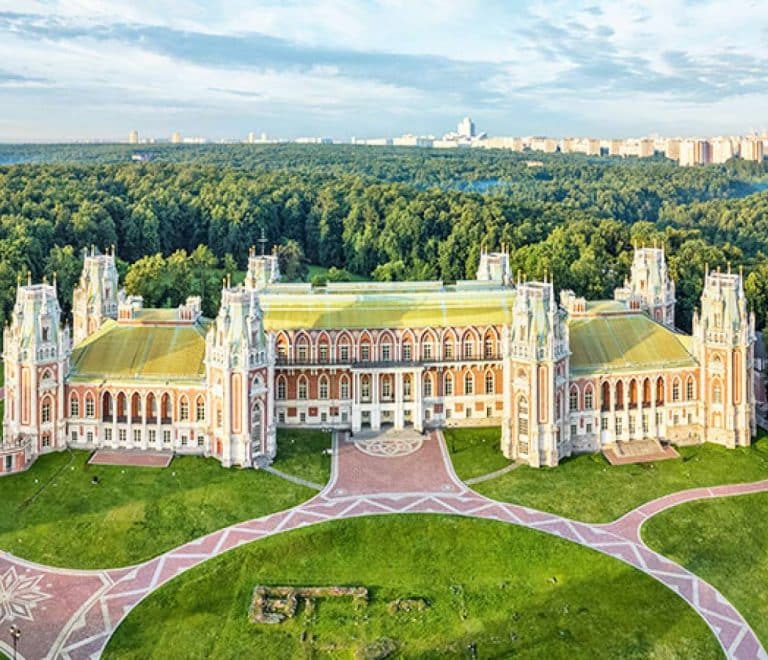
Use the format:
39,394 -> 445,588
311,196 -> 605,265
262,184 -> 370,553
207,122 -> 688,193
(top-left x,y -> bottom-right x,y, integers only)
0,431 -> 766,659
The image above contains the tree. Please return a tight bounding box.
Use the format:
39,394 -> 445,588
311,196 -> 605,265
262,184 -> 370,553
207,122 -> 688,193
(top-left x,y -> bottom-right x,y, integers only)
277,239 -> 308,282
44,245 -> 82,320
745,261 -> 768,330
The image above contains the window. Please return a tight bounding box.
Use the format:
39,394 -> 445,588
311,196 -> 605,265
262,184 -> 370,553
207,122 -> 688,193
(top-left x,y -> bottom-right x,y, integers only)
297,344 -> 308,361
518,396 -> 528,435
656,411 -> 663,426
629,417 -> 636,434
321,412 -> 327,423
464,372 -> 474,395
180,399 -> 189,421
445,374 -> 454,395
423,343 -> 433,360
340,344 -> 349,361
584,388 -> 594,410
86,396 -> 95,418
119,429 -> 127,444
197,435 -> 205,447
216,409 -> 223,428
149,429 -> 156,444
42,326 -> 49,342
196,398 -> 205,421
361,344 -> 370,361
319,377 -> 329,400
381,377 -> 391,399
277,378 -> 286,400
319,345 -> 328,363
485,372 -> 494,394
686,378 -> 695,400
87,431 -> 93,444
381,344 -> 391,361
403,344 -> 412,361
133,429 -> 141,444
181,434 -> 188,446
465,407 -> 472,418
446,408 -> 452,419
463,340 -> 474,359
278,411 -> 285,423
569,388 -> 578,411
361,377 -> 370,400
298,378 -> 308,400
403,377 -> 412,398
105,428 -> 112,442
571,424 -> 577,436
71,430 -> 78,444
41,400 -> 51,423
486,406 -> 492,418
300,412 -> 306,423
340,378 -> 350,399
70,396 -> 79,417
673,414 -> 680,426
601,417 -> 608,431
615,418 -> 623,434
713,381 -> 723,404
642,415 -> 648,434
42,434 -> 50,447
484,338 -> 494,358
444,342 -> 453,359
163,430 -> 171,444
423,376 -> 433,397
672,380 -> 681,402
586,423 -> 592,434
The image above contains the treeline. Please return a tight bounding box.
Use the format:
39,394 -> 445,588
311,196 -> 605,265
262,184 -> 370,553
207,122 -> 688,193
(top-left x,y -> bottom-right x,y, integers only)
0,147 -> 766,339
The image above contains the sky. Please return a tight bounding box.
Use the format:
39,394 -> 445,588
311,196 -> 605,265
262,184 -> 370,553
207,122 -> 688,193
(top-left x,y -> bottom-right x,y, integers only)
0,0 -> 766,142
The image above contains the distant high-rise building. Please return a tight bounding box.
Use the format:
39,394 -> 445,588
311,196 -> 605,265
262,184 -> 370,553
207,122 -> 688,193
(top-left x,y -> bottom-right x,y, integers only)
457,116 -> 476,138
711,137 -> 736,164
171,131 -> 182,144
128,130 -> 139,144
679,139 -> 711,166
740,137 -> 764,162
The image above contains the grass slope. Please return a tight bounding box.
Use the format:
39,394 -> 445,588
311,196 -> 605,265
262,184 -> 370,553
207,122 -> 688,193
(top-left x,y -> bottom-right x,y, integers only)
272,428 -> 332,484
105,515 -> 721,659
475,434 -> 768,523
443,427 -> 510,480
643,492 -> 768,647
0,445 -> 315,569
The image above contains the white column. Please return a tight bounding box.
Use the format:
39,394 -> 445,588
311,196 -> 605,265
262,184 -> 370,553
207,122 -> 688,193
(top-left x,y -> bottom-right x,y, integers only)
414,369 -> 423,432
371,372 -> 380,430
394,371 -> 404,430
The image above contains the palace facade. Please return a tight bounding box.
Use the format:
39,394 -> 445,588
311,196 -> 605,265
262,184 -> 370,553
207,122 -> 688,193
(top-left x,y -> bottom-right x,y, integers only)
0,245 -> 759,475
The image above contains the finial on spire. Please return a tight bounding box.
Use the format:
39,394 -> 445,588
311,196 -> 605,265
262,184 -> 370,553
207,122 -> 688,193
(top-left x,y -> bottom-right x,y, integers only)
258,228 -> 268,256
727,261 -> 731,274
227,273 -> 232,288
42,274 -> 47,285
16,273 -> 21,287
27,272 -> 31,286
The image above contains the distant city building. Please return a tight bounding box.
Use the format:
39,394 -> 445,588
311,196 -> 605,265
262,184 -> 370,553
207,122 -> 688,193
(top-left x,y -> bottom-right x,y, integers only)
128,130 -> 139,145
679,139 -> 712,167
739,137 -> 764,162
711,137 -> 736,164
171,132 -> 182,144
457,116 -> 476,138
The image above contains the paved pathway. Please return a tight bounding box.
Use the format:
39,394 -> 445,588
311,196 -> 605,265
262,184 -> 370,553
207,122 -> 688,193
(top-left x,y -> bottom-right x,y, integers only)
261,465 -> 324,491
0,431 -> 766,659
465,460 -> 519,484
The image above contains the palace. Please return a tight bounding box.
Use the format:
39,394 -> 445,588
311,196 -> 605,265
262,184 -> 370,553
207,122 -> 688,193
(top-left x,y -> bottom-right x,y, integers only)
0,245 -> 759,474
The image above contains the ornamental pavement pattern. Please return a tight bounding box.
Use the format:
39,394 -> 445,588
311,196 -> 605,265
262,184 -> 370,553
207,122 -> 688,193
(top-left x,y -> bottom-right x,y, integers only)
0,431 -> 766,659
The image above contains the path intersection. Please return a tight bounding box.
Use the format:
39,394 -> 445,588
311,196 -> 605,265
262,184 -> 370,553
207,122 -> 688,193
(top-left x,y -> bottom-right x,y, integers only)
0,428 -> 766,659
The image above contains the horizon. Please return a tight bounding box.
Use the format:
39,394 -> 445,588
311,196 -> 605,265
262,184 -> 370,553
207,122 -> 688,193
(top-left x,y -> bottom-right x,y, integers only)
1,1 -> 767,142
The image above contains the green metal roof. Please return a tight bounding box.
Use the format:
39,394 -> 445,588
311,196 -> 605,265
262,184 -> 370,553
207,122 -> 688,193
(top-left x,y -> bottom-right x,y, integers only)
569,313 -> 696,375
69,318 -> 209,383
259,286 -> 517,331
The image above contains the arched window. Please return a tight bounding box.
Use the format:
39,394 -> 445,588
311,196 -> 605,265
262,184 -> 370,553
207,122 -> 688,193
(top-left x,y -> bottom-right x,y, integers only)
41,397 -> 52,423
318,376 -> 329,400
297,376 -> 308,400
338,336 -> 351,362
569,386 -> 579,411
403,375 -> 412,399
444,373 -> 454,396
485,371 -> 494,394
672,378 -> 681,402
423,374 -> 433,397
196,396 -> 205,421
102,392 -> 113,420
179,397 -> 189,421
656,377 -> 665,406
686,377 -> 695,400
381,375 -> 391,399
443,337 -> 454,359
340,376 -> 350,399
85,393 -> 95,418
517,395 -> 529,435
160,393 -> 171,422
402,339 -> 413,362
615,381 -> 624,408
712,379 -> 723,404
296,335 -> 310,362
146,393 -> 157,421
360,376 -> 370,400
643,378 -> 651,406
601,381 -> 611,411
629,380 -> 638,408
70,394 -> 80,417
484,333 -> 495,358
130,392 -> 141,420
584,386 -> 594,410
380,341 -> 392,362
463,337 -> 474,359
277,376 -> 287,400
464,372 -> 474,395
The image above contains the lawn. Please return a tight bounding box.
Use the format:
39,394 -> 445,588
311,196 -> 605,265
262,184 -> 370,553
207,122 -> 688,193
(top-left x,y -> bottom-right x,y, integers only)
0,449 -> 314,569
105,515 -> 721,660
443,426 -> 510,480
643,492 -> 768,647
272,428 -> 332,484
473,433 -> 768,523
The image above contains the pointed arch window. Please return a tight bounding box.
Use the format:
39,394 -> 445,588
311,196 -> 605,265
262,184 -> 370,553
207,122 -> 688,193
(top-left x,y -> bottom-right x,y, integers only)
444,373 -> 454,395
298,376 -> 308,400
85,394 -> 95,418
340,376 -> 350,400
423,374 -> 433,397
319,376 -> 329,400
672,378 -> 681,402
584,387 -> 594,410
41,398 -> 51,423
485,371 -> 495,394
70,394 -> 80,417
569,387 -> 579,411
464,372 -> 474,395
277,376 -> 287,400
196,397 -> 206,421
686,377 -> 695,400
179,397 -> 189,421
712,380 -> 723,404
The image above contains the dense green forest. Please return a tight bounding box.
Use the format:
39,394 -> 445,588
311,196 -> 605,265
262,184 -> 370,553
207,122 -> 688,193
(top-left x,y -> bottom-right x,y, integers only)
0,143 -> 767,339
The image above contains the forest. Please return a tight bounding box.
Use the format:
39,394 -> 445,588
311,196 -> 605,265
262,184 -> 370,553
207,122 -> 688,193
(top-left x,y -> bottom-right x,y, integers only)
0,143 -> 767,339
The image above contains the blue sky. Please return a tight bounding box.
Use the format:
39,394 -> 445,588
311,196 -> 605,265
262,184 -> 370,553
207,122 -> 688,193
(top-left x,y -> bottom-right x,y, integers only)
0,0 -> 766,141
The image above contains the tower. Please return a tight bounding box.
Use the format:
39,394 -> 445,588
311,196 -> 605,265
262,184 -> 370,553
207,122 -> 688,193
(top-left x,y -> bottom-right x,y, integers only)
72,247 -> 119,345
205,284 -> 275,467
614,246 -> 676,328
244,246 -> 281,291
2,276 -> 70,463
692,266 -> 755,447
476,246 -> 512,285
502,280 -> 569,467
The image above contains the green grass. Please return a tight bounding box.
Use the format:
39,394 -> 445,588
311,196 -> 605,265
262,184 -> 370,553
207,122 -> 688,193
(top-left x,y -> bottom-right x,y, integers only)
0,450 -> 313,569
273,428 -> 332,484
105,515 -> 721,659
643,492 -> 768,647
474,433 -> 768,523
443,427 -> 510,480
